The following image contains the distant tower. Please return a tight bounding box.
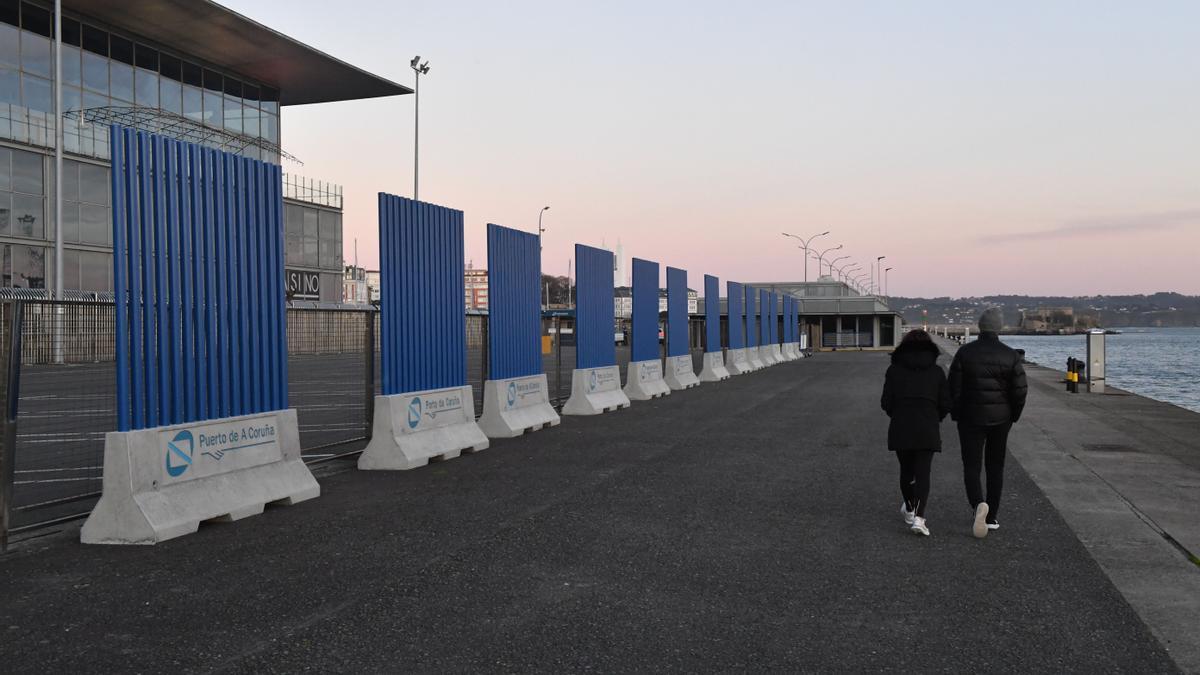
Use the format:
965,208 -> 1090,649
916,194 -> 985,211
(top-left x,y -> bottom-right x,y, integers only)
613,240 -> 627,287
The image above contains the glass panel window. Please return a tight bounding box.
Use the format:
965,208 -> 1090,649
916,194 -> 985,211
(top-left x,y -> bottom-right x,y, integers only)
202,90 -> 222,128
182,84 -> 201,122
0,24 -> 18,67
82,51 -> 107,94
0,66 -> 18,106
241,104 -> 259,139
11,244 -> 46,288
302,236 -> 317,266
79,162 -> 108,204
82,89 -> 107,110
20,28 -> 51,77
285,234 -> 300,264
109,35 -> 133,65
135,68 -> 158,107
79,250 -> 110,292
62,18 -> 80,47
79,202 -> 107,244
11,148 -> 42,193
62,159 -> 80,201
160,77 -> 181,115
81,24 -> 107,57
62,44 -> 81,86
12,193 -> 44,238
260,86 -> 278,115
20,3 -> 51,37
61,248 -> 81,290
0,193 -> 10,234
302,208 -> 318,238
262,113 -> 278,145
110,62 -> 133,103
62,85 -> 81,112
61,201 -> 79,242
20,72 -> 51,112
0,147 -> 10,189
223,94 -> 241,134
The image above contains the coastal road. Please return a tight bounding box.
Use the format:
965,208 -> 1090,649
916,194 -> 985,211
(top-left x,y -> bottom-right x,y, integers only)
0,351 -> 1178,672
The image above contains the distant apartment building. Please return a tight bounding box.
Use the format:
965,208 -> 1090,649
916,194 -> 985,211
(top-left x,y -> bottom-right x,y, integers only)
1019,306 -> 1074,332
365,270 -> 380,304
614,286 -> 698,318
342,265 -> 368,305
465,264 -> 488,310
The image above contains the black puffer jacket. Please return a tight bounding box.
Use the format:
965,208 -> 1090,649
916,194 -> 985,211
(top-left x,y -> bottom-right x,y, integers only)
949,332 -> 1028,426
881,340 -> 950,452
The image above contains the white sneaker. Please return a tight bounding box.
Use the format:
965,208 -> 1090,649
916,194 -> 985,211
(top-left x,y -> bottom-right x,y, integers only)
987,521 -> 1000,531
901,501 -> 915,525
973,503 -> 990,539
910,517 -> 930,536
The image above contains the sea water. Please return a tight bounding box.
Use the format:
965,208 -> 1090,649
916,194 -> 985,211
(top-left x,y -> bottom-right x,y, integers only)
999,327 -> 1200,414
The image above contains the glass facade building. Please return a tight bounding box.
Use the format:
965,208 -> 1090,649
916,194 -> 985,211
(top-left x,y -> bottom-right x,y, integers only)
0,0 -> 404,301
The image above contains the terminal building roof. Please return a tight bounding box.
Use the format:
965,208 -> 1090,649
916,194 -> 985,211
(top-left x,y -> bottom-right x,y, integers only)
64,0 -> 412,105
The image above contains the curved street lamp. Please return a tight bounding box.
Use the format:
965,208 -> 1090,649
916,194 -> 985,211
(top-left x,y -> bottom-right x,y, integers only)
538,206 -> 550,306
815,244 -> 843,277
781,230 -> 830,285
827,254 -> 851,277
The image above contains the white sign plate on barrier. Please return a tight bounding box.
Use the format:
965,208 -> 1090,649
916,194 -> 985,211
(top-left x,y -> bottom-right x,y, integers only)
358,385 -> 489,470
479,374 -> 561,438
80,409 -> 319,545
664,353 -> 701,390
563,365 -> 631,415
624,358 -> 671,400
699,350 -> 731,381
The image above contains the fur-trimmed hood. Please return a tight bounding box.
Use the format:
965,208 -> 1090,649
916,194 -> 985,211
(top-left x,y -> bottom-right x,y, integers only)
891,339 -> 940,370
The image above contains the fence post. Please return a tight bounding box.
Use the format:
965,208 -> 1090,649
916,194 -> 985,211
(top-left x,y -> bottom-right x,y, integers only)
554,316 -> 562,405
480,313 -> 489,385
0,301 -> 25,551
364,309 -> 376,435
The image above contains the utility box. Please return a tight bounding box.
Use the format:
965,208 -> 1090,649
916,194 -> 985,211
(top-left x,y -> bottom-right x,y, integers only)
1087,330 -> 1106,394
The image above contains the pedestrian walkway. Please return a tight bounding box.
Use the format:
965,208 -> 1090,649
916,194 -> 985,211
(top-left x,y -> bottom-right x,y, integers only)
0,352 -> 1178,672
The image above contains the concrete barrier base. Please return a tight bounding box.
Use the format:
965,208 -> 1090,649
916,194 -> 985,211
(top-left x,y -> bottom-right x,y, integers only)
563,366 -> 631,415
478,374 -> 561,438
664,354 -> 700,390
725,348 -> 750,375
624,358 -> 672,400
770,344 -> 783,363
81,409 -> 318,545
358,386 -> 489,470
747,348 -> 766,371
780,343 -> 797,361
699,350 -> 731,381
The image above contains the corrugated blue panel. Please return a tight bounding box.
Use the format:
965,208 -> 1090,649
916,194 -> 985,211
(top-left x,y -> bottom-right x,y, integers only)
378,193 -> 467,395
631,258 -> 659,363
486,224 -> 542,380
575,244 -> 616,369
783,297 -> 792,342
727,281 -> 744,349
759,290 -> 770,346
704,275 -> 721,353
788,297 -> 796,342
666,267 -> 688,358
745,285 -> 757,347
110,126 -> 286,431
768,292 -> 777,345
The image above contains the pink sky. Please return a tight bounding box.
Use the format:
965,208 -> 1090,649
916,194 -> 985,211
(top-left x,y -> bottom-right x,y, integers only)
232,0 -> 1199,297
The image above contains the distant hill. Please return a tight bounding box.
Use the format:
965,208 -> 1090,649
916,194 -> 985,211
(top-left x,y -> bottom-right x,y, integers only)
891,293 -> 1200,328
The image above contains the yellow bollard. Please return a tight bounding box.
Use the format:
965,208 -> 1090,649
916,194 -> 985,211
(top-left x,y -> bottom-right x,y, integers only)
542,335 -> 553,355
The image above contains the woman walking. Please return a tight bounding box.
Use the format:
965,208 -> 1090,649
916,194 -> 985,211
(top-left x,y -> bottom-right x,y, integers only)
881,329 -> 951,536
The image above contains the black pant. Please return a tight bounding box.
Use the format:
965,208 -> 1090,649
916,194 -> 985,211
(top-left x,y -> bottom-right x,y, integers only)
896,450 -> 934,517
958,423 -> 1011,521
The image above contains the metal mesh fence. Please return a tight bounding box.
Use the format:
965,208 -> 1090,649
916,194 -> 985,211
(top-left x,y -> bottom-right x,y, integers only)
287,308 -> 374,460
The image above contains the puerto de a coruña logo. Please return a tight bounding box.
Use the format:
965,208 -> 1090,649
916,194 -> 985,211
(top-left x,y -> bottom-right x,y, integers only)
589,369 -> 598,391
165,430 -> 194,478
506,381 -> 517,407
407,396 -> 423,429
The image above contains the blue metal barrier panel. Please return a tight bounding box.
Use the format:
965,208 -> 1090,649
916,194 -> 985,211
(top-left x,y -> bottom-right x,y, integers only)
110,125 -> 287,432
666,267 -> 688,357
768,292 -> 777,344
631,258 -> 660,363
727,281 -> 744,350
759,289 -> 770,346
745,285 -> 757,347
378,193 -> 466,395
575,244 -> 616,370
704,274 -> 721,353
486,224 -> 542,380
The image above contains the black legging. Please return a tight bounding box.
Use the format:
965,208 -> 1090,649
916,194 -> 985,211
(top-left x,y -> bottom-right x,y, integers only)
896,450 -> 934,517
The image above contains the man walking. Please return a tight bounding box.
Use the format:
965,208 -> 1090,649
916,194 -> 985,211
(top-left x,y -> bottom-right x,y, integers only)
949,308 -> 1027,539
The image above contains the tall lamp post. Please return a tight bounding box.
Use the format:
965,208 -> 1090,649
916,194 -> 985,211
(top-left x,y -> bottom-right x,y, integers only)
873,255 -> 886,296
814,244 -> 843,277
538,206 -> 550,308
828,254 -> 850,278
884,267 -> 893,299
781,231 -> 829,287
410,56 -> 430,200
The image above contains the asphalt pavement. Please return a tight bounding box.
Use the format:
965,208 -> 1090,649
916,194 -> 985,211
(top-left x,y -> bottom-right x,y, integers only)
0,351 -> 1177,673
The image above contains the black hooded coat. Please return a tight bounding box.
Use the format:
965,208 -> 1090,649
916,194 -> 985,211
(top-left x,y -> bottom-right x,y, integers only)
880,340 -> 951,452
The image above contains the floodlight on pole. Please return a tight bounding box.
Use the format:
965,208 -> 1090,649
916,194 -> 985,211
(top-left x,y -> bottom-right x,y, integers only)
411,56 -> 431,200
781,230 -> 830,288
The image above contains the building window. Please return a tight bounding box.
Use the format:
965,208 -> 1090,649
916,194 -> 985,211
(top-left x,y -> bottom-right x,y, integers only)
0,146 -> 45,239
318,209 -> 341,269
4,243 -> 47,289
60,159 -> 109,246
